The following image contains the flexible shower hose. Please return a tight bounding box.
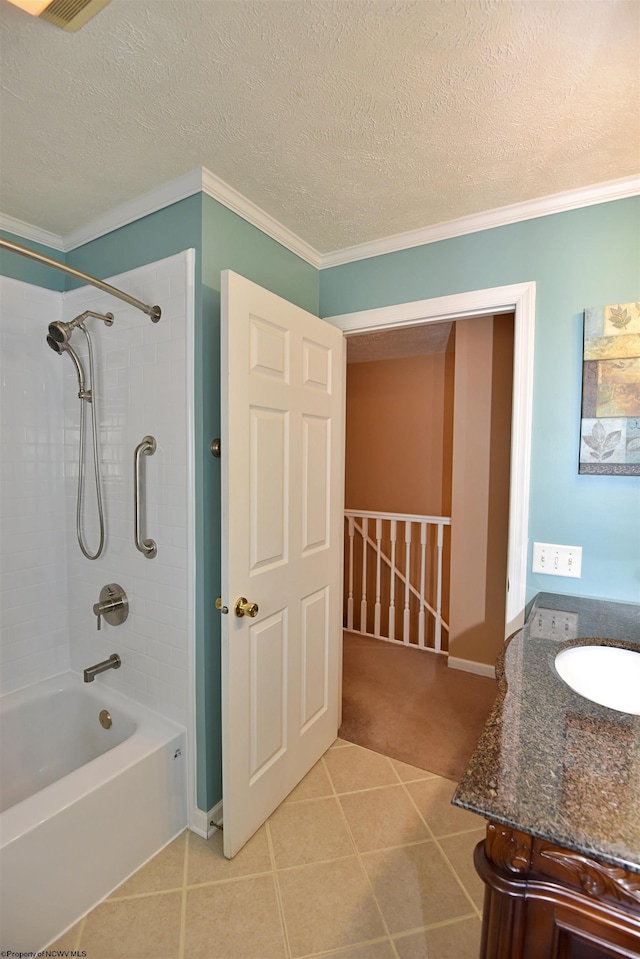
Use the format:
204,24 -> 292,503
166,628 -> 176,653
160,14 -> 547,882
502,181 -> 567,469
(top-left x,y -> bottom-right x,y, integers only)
76,325 -> 105,559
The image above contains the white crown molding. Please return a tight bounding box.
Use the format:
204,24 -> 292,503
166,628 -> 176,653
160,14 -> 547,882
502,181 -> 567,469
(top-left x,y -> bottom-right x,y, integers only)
63,169 -> 204,251
2,172 -> 637,270
17,165 -> 322,267
200,168 -> 321,269
320,174 -> 640,269
0,213 -> 64,251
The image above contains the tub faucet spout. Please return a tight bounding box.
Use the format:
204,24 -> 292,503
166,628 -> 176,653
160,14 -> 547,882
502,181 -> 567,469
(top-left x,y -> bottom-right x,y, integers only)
84,653 -> 121,683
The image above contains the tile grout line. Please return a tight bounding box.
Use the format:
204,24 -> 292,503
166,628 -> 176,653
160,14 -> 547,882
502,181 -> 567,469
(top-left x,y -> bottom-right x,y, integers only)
321,753 -> 401,959
177,828 -> 189,959
398,777 -> 482,918
73,914 -> 87,950
286,778 -> 438,801
391,913 -> 480,940
265,818 -> 293,959
300,935 -> 398,959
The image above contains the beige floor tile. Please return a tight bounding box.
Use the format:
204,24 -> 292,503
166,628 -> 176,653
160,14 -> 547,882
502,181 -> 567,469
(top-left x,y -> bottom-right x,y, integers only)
284,758 -> 334,801
79,891 -> 182,959
187,824 -> 271,885
330,737 -> 352,748
47,922 -> 82,951
339,785 -> 431,852
324,743 -> 396,792
393,917 -> 483,959
269,796 -> 354,867
438,828 -> 486,910
185,874 -> 286,959
405,777 -> 482,837
277,856 -> 385,957
390,758 -> 437,783
109,831 -> 186,898
361,842 -> 473,935
315,939 -> 396,958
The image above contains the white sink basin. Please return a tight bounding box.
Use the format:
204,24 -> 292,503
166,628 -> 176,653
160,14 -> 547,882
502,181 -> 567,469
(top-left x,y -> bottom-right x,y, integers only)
555,645 -> 640,715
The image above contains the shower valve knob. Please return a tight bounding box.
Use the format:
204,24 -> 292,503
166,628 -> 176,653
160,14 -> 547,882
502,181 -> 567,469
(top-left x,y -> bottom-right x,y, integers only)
93,584 -> 129,630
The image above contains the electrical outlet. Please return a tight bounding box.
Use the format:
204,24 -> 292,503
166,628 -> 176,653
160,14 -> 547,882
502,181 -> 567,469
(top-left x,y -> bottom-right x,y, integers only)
529,607 -> 579,641
532,542 -> 582,578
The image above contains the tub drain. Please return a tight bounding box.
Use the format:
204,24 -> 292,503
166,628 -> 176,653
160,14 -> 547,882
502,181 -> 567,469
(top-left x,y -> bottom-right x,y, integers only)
99,709 -> 112,729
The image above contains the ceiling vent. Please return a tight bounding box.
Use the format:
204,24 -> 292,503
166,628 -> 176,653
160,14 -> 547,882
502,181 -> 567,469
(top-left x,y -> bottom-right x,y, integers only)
6,0 -> 110,31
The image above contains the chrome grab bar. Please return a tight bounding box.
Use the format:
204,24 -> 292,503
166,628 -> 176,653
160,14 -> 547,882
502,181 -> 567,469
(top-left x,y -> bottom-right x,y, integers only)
134,435 -> 157,558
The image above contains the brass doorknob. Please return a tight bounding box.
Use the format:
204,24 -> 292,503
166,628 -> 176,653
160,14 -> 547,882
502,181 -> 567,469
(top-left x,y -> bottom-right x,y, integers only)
235,597 -> 259,618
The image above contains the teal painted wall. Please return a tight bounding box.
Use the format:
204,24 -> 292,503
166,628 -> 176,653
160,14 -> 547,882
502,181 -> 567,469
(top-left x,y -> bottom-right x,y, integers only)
65,196 -> 202,288
199,194 -> 319,808
0,230 -> 66,291
320,197 -> 640,606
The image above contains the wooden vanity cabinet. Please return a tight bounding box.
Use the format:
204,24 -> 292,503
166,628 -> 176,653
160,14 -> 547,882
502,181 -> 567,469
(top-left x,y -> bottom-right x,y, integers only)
475,822 -> 640,958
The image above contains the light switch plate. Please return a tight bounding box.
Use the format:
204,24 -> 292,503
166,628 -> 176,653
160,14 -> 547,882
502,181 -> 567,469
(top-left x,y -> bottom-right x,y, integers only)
532,542 -> 582,578
529,608 -> 579,641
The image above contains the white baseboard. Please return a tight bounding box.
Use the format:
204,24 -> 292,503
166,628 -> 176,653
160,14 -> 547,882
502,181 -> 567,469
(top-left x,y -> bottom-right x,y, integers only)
448,656 -> 496,679
190,799 -> 223,839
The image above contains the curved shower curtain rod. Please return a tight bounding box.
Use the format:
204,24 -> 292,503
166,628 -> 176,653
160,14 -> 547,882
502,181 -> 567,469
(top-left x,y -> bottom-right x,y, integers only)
0,237 -> 161,322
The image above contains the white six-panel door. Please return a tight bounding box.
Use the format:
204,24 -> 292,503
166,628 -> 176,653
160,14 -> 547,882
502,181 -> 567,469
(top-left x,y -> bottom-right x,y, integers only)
220,271 -> 345,858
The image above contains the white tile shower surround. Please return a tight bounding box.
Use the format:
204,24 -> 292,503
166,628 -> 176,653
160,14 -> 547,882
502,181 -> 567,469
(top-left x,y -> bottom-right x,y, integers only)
0,253 -> 193,728
62,253 -> 192,725
0,278 -> 70,694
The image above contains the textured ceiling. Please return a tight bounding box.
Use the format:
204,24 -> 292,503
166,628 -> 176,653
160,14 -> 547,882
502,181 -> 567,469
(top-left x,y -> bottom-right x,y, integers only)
0,0 -> 638,252
347,321 -> 454,363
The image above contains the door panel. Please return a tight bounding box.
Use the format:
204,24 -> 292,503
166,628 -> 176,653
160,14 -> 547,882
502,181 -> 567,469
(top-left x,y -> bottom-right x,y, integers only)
221,270 -> 345,858
302,414 -> 330,552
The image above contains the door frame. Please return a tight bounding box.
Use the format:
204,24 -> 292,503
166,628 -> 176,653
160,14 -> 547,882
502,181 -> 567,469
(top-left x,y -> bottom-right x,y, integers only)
323,281 -> 536,643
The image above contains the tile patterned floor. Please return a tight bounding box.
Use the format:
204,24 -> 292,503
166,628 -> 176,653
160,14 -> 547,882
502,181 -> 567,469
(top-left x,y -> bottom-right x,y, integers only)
51,740 -> 484,959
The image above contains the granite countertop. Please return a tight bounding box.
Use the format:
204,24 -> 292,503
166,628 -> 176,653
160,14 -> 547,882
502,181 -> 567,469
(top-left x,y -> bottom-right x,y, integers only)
452,592 -> 640,875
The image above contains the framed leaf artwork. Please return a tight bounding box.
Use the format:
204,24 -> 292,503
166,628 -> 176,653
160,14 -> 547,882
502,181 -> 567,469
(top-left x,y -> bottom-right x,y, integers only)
579,302 -> 640,475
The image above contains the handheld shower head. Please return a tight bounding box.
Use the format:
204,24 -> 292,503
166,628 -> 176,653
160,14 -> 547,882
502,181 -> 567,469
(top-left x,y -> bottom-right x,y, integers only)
50,339 -> 87,395
46,328 -> 67,353
46,310 -> 114,396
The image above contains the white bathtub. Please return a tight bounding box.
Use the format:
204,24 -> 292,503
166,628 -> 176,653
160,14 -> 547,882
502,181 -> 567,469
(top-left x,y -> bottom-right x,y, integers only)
0,671 -> 187,951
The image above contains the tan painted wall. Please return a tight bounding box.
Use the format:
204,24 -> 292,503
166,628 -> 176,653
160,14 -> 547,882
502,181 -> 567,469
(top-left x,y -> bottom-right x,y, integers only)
345,353 -> 451,515
344,352 -> 454,643
448,314 -> 514,666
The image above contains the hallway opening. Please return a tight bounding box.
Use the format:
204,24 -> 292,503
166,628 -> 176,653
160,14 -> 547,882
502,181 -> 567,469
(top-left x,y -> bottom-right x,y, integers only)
339,312 -> 514,777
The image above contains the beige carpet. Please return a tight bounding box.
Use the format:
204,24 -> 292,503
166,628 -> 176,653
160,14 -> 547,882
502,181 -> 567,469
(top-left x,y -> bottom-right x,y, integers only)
339,631 -> 498,781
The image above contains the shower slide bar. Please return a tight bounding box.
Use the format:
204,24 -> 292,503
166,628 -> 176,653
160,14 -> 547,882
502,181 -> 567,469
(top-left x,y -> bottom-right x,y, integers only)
0,237 -> 161,322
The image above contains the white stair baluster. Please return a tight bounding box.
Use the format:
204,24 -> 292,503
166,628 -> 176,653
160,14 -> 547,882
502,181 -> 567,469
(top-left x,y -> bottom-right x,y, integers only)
343,510 -> 450,651
435,520 -> 444,652
403,522 -> 411,644
347,516 -> 355,631
374,518 -> 382,636
389,520 -> 397,641
360,516 -> 368,634
418,521 -> 427,648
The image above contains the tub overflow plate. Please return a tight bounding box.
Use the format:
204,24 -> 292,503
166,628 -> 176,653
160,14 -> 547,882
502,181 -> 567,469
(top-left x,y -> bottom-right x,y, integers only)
99,709 -> 112,729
